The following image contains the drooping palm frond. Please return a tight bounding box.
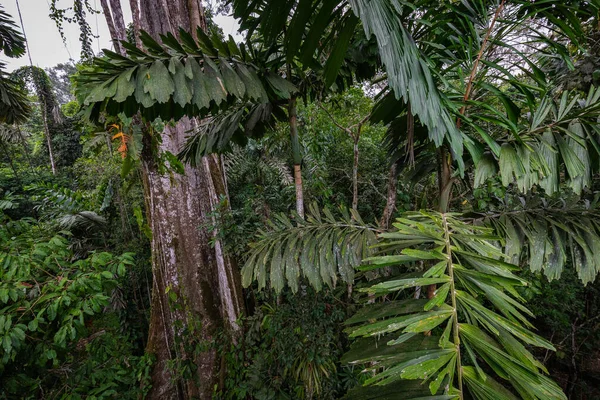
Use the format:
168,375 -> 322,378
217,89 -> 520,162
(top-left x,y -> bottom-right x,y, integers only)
474,87 -> 600,196
349,0 -> 463,160
369,0 -> 596,178
56,211 -> 106,231
0,123 -> 28,143
26,183 -> 105,232
227,0 -> 371,89
73,29 -> 297,122
241,204 -> 378,293
343,211 -> 565,400
0,5 -> 25,58
178,102 -> 287,165
465,194 -> 600,285
0,63 -> 30,125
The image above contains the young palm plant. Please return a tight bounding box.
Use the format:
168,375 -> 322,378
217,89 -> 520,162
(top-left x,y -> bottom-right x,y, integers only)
343,211 -> 566,399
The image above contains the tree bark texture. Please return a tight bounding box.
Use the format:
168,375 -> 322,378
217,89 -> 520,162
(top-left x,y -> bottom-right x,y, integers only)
108,0 -> 127,43
136,0 -> 244,398
352,139 -> 359,211
380,162 -> 398,229
128,0 -> 143,48
288,96 -> 304,218
99,0 -> 122,54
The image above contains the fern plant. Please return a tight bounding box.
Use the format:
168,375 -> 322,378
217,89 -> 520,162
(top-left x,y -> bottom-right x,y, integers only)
343,211 -> 565,400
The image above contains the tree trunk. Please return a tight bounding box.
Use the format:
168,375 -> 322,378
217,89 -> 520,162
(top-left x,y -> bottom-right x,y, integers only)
288,96 -> 304,218
129,0 -> 143,48
137,1 -> 245,398
380,162 -> 398,229
141,121 -> 222,397
99,0 -> 122,54
41,102 -> 56,175
427,146 -> 453,302
108,0 -> 127,43
438,147 -> 452,213
0,141 -> 19,180
352,138 -> 359,211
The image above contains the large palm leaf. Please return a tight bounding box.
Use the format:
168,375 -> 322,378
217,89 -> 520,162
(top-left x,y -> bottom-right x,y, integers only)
0,63 -> 30,125
241,204 -> 378,293
0,5 -> 25,58
73,29 -> 297,122
343,211 -> 565,399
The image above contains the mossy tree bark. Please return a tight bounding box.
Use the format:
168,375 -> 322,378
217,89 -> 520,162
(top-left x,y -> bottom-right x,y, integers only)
133,1 -> 245,398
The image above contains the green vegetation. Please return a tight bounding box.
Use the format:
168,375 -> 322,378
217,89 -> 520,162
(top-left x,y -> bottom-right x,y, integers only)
2,0 -> 600,399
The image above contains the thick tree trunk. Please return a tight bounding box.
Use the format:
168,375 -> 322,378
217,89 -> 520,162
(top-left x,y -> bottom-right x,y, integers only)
288,96 -> 304,218
137,1 -> 245,398
142,118 -> 222,399
99,0 -> 122,54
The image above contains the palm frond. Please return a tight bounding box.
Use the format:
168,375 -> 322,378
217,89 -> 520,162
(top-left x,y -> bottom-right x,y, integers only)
56,211 -> 106,231
467,196 -> 600,285
73,29 -> 296,122
0,63 -> 30,125
0,192 -> 19,211
0,123 -> 28,143
350,0 -> 463,161
0,5 -> 26,58
241,204 -> 378,293
224,145 -> 293,188
179,102 -> 286,165
474,87 -> 600,196
344,211 -> 565,400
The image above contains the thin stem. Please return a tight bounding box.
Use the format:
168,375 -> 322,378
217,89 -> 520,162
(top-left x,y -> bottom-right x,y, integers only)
442,213 -> 463,399
457,0 -> 507,128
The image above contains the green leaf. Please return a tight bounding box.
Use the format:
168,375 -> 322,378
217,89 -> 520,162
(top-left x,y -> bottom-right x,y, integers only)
219,57 -> 245,99
144,61 -> 175,104
171,58 -> 193,107
323,13 -> 359,88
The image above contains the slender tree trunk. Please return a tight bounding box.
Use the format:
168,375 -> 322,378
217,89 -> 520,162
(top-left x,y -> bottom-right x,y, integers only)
137,1 -> 244,398
0,141 -> 19,179
109,0 -> 127,43
41,104 -> 56,175
288,95 -> 304,218
380,162 -> 398,229
438,147 -> 452,214
352,137 -> 359,211
427,146 -> 453,301
99,0 -> 122,54
129,0 -> 143,48
288,97 -> 304,218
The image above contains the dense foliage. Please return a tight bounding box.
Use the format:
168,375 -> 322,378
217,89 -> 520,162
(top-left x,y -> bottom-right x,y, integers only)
2,0 -> 600,398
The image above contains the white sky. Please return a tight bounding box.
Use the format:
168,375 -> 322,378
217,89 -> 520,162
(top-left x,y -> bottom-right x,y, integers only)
2,0 -> 240,72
